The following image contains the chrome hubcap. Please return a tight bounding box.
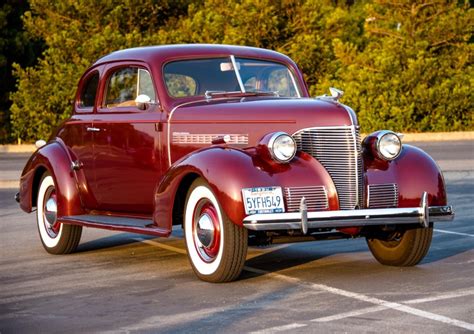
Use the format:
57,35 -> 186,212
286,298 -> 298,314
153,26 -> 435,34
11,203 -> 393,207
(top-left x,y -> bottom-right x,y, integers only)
44,197 -> 57,226
196,213 -> 215,248
193,201 -> 220,262
43,188 -> 59,237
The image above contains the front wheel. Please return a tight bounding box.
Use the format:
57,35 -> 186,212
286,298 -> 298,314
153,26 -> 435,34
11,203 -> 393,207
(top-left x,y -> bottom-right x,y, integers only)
366,226 -> 433,266
36,173 -> 82,254
184,178 -> 248,282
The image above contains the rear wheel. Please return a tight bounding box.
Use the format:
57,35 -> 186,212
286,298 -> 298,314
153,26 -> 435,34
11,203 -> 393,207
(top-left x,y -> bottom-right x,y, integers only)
366,227 -> 433,266
184,178 -> 248,282
37,173 -> 82,254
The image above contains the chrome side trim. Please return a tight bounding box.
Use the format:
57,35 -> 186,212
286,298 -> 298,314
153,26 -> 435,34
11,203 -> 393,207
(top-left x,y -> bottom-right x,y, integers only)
172,132 -> 248,145
167,99 -> 209,167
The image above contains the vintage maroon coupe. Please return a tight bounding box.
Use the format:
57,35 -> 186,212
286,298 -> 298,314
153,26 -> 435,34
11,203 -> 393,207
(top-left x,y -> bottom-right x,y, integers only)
17,44 -> 454,282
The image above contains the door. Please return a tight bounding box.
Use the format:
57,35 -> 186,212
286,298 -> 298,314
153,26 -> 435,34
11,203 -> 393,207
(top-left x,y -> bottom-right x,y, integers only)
58,69 -> 100,210
91,64 -> 163,214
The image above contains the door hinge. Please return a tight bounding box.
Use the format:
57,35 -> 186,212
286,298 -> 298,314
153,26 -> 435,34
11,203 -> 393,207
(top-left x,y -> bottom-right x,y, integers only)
155,123 -> 163,132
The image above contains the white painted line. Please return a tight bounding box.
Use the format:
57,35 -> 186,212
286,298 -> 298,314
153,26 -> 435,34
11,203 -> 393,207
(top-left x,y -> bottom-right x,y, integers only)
312,289 -> 474,322
135,239 -> 474,332
133,238 -> 187,255
434,229 -> 474,238
313,305 -> 386,322
250,323 -> 307,334
404,288 -> 474,305
244,267 -> 474,331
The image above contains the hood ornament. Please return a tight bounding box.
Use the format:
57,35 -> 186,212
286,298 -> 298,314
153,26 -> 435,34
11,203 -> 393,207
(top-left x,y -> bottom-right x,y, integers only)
317,87 -> 344,102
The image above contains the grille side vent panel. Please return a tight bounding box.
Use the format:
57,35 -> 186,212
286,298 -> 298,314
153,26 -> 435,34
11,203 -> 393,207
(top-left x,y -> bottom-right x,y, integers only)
293,126 -> 363,210
284,186 -> 328,213
368,183 -> 399,208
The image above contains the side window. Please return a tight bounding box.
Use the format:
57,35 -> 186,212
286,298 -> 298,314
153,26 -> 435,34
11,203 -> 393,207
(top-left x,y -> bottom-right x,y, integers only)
105,67 -> 156,108
78,71 -> 99,109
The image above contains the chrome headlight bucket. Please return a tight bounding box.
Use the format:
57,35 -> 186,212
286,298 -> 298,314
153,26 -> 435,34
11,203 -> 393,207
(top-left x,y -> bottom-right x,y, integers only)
376,131 -> 402,161
268,132 -> 297,163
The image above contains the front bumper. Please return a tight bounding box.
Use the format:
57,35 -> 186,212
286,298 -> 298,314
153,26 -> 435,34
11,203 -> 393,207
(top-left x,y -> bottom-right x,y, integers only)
243,192 -> 454,233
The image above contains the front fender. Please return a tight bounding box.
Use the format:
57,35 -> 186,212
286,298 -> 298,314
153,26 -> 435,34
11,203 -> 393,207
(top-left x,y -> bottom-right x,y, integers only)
19,140 -> 84,217
365,144 -> 447,207
154,146 -> 337,231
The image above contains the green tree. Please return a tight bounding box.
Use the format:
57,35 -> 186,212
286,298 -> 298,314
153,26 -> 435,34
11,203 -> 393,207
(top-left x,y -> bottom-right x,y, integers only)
330,0 -> 473,132
0,0 -> 43,143
10,0 -> 191,141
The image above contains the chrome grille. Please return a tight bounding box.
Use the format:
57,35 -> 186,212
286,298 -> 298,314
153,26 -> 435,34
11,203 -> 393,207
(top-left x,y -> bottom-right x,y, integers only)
368,183 -> 398,208
293,126 -> 363,210
284,186 -> 328,212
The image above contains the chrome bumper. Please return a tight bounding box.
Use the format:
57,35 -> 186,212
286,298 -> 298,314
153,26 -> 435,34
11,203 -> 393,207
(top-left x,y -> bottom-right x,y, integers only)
243,192 -> 454,233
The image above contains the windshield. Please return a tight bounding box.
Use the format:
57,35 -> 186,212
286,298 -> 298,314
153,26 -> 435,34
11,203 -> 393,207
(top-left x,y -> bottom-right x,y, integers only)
163,56 -> 301,98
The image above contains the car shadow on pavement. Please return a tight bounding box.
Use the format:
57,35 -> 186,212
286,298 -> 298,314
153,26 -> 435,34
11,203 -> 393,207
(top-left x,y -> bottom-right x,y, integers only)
75,233 -> 155,253
240,238 -> 371,281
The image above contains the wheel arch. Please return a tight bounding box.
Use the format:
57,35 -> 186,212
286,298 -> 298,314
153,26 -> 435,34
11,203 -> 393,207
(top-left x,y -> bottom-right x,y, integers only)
19,140 -> 84,217
365,144 -> 447,207
153,146 -> 337,233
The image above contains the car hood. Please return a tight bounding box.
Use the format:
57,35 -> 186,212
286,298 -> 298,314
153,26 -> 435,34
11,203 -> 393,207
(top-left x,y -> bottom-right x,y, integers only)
168,97 -> 358,163
171,97 -> 356,131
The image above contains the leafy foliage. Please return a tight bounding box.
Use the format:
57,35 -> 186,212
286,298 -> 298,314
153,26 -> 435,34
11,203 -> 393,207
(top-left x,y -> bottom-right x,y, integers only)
7,0 -> 473,142
330,0 -> 473,132
0,0 -> 43,143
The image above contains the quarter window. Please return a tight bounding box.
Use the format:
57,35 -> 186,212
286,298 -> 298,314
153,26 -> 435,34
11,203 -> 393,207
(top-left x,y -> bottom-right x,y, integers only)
105,67 -> 156,108
79,71 -> 99,108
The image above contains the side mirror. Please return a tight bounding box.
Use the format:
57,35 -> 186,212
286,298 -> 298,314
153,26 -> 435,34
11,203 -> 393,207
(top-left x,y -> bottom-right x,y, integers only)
135,94 -> 152,110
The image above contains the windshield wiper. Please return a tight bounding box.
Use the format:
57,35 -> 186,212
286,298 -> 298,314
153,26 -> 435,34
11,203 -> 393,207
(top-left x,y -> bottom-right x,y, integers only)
205,90 -> 279,99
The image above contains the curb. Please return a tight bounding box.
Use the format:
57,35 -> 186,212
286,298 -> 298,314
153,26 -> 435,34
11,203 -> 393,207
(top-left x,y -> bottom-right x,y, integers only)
0,180 -> 19,189
401,131 -> 474,142
0,144 -> 36,153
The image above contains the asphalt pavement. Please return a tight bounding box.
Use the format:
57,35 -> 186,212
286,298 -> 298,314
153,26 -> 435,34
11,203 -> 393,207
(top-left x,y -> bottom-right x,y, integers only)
0,141 -> 473,333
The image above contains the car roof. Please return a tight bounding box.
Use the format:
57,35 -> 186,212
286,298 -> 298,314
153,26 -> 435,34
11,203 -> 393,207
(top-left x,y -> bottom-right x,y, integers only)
93,44 -> 294,66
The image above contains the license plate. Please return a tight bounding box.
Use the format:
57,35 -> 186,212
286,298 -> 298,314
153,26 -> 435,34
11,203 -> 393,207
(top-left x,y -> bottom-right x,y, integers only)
242,187 -> 285,215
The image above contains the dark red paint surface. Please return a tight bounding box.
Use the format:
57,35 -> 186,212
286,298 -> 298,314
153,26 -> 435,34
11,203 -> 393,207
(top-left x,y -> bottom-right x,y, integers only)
19,45 -> 448,237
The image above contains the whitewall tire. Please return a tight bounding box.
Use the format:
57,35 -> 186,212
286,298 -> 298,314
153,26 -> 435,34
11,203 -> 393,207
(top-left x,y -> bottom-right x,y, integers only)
36,173 -> 82,254
184,178 -> 247,282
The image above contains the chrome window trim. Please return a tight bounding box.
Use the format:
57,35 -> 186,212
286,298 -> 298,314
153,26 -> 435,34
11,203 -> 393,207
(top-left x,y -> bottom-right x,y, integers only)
230,55 -> 246,93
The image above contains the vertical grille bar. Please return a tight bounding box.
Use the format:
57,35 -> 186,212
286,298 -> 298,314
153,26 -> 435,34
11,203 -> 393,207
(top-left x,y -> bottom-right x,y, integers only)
293,126 -> 363,210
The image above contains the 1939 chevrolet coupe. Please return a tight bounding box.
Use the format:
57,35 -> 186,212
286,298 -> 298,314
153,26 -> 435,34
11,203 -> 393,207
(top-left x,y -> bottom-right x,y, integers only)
17,44 -> 454,282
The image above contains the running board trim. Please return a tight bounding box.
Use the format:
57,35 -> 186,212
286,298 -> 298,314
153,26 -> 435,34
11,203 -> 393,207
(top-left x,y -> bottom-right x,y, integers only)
59,214 -> 170,237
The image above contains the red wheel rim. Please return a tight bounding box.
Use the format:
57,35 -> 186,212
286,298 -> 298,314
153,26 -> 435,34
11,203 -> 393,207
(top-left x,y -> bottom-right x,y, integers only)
192,199 -> 221,263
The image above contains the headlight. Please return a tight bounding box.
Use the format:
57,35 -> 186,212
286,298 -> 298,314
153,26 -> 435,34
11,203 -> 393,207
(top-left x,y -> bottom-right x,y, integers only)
377,131 -> 402,160
268,132 -> 297,163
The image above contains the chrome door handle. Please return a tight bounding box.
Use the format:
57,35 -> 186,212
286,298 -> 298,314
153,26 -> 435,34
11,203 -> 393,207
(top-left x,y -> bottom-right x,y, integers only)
86,127 -> 101,132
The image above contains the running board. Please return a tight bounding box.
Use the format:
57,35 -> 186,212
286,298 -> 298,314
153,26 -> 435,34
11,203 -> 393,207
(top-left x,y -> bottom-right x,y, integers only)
59,214 -> 170,237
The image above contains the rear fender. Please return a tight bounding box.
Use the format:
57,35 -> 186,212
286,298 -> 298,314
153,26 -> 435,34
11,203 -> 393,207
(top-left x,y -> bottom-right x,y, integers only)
153,146 -> 337,232
19,140 -> 84,216
365,144 -> 447,207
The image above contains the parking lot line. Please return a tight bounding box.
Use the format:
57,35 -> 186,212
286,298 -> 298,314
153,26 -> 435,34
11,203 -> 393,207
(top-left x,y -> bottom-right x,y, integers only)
404,288 -> 474,304
434,229 -> 474,238
250,323 -> 308,333
136,238 -> 474,332
312,288 -> 474,322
